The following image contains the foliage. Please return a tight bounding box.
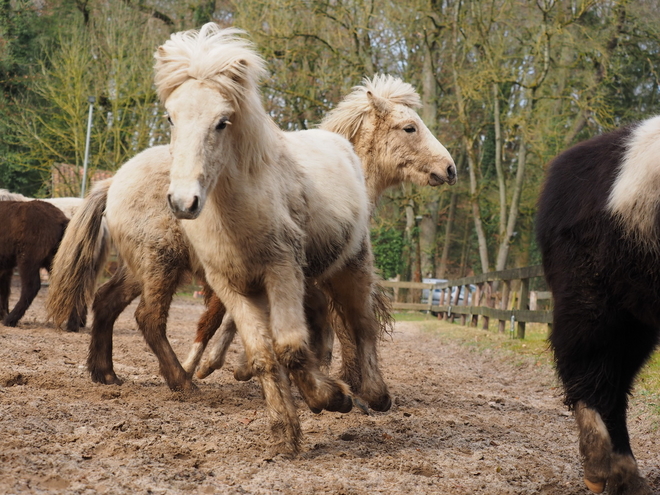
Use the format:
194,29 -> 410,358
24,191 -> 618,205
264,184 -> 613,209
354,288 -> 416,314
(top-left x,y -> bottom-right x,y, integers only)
2,0 -> 660,273
371,224 -> 405,280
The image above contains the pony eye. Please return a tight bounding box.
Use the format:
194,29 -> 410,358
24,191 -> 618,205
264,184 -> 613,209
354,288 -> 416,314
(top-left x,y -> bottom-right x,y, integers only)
403,125 -> 416,134
216,118 -> 231,131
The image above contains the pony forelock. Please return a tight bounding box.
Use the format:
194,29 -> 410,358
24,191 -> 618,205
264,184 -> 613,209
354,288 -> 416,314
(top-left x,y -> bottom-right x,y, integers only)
154,24 -> 267,103
321,74 -> 421,140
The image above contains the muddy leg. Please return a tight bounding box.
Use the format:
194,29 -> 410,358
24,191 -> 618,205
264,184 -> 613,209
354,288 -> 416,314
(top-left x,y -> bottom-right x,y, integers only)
218,287 -> 301,454
181,293 -> 227,376
552,307 -> 655,495
203,285 -> 334,382
0,269 -> 11,320
305,284 -> 334,369
264,265 -> 352,414
324,263 -> 391,412
88,264 -> 141,385
3,262 -> 41,327
134,276 -> 195,391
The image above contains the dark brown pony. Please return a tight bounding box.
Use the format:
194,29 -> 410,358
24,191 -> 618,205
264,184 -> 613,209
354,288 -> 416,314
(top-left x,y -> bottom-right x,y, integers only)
0,201 -> 69,327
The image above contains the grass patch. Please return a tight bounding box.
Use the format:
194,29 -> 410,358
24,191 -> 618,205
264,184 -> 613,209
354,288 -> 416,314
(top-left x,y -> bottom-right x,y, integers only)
635,352 -> 660,420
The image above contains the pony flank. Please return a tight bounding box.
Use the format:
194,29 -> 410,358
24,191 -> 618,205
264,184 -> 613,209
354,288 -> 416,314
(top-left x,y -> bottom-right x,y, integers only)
0,201 -> 70,327
536,116 -> 660,495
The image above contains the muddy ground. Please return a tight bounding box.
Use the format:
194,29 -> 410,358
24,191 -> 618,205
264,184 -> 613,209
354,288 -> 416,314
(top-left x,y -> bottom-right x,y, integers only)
0,285 -> 658,494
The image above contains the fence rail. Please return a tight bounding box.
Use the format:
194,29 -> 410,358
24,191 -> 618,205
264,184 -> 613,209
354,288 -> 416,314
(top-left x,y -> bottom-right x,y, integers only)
380,265 -> 552,339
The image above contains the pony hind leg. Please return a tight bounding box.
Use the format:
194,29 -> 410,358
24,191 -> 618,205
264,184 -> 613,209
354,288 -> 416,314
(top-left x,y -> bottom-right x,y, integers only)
3,261 -> 41,327
552,308 -> 656,494
133,265 -> 194,392
0,268 -> 11,319
324,264 -> 391,412
88,263 -> 142,385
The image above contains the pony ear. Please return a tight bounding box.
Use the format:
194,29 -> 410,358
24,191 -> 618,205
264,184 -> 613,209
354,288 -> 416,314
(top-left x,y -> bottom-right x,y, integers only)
367,90 -> 391,114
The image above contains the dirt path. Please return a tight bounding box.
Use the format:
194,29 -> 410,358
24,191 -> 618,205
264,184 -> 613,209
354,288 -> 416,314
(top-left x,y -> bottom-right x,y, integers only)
1,288 -> 658,494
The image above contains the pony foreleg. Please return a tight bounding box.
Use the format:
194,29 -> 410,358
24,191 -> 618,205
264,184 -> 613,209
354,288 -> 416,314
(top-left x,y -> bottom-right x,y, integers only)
196,286 -> 334,382
575,402 -> 651,495
218,288 -> 301,454
264,266 -> 352,414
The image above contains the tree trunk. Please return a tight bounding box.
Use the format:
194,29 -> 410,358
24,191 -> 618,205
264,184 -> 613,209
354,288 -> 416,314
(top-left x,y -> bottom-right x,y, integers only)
437,188 -> 458,279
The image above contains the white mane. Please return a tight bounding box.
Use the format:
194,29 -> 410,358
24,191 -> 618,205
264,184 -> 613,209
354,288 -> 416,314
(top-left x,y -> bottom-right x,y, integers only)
321,74 -> 421,140
154,24 -> 267,104
607,115 -> 660,245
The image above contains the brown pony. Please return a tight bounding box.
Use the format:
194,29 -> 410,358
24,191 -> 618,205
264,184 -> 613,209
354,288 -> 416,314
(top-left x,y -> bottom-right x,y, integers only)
0,201 -> 70,327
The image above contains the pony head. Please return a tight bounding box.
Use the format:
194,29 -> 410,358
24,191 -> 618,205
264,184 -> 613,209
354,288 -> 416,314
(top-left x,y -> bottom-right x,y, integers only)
154,24 -> 267,219
321,75 -> 456,197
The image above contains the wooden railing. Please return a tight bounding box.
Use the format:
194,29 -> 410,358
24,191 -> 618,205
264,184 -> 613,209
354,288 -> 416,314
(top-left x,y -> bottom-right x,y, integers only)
379,265 -> 552,339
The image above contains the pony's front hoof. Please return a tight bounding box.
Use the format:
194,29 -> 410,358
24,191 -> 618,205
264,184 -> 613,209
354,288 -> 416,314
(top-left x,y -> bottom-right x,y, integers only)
584,478 -> 605,493
196,363 -> 216,379
368,393 -> 392,412
2,317 -> 18,327
168,378 -> 198,393
234,363 -> 254,381
325,390 -> 353,414
91,371 -> 123,386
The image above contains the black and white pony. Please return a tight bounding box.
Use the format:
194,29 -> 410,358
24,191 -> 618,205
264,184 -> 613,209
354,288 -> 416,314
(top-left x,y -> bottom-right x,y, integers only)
536,116 -> 660,495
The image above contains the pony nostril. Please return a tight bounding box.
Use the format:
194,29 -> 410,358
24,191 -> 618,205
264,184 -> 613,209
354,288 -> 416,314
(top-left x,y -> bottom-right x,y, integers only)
190,196 -> 199,213
430,173 -> 444,185
167,193 -> 175,211
447,164 -> 457,180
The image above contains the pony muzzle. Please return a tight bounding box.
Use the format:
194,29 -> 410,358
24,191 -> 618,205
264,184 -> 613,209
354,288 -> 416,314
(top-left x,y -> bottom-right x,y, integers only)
167,190 -> 203,219
429,162 -> 457,187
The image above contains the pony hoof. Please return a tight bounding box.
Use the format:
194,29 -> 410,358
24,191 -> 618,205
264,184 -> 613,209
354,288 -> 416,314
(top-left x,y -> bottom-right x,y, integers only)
326,393 -> 353,414
234,364 -> 254,381
309,406 -> 322,414
584,478 -> 605,494
169,380 -> 198,393
2,318 -> 18,327
196,364 -> 215,379
91,373 -> 123,386
369,394 -> 392,412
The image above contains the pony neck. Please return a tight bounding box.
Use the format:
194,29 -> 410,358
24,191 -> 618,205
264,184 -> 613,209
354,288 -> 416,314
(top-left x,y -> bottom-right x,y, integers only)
228,90 -> 282,178
351,125 -> 399,208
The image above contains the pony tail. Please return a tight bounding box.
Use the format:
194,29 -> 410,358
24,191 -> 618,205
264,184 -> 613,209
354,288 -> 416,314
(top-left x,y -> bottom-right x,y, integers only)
47,179 -> 113,329
371,281 -> 395,338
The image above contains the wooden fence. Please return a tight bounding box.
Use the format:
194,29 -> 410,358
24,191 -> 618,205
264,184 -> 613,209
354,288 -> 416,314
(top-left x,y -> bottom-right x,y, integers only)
379,265 -> 552,339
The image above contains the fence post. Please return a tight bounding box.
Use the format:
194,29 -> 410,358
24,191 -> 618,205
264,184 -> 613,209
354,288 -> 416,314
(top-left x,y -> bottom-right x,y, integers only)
517,277 -> 530,339
450,284 -> 460,323
498,280 -> 511,333
471,283 -> 482,327
438,287 -> 446,320
482,281 -> 492,330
